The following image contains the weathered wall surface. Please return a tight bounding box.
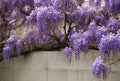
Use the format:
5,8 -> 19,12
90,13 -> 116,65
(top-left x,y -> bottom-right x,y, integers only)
0,50 -> 120,81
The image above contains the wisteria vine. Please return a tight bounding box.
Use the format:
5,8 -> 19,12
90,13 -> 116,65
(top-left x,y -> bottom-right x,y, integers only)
0,0 -> 120,79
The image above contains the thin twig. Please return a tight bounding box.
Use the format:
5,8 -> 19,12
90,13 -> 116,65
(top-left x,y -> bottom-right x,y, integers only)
109,58 -> 120,65
63,13 -> 67,35
9,18 -> 26,30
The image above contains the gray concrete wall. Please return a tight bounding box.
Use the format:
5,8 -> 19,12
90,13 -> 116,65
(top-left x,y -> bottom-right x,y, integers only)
0,50 -> 120,81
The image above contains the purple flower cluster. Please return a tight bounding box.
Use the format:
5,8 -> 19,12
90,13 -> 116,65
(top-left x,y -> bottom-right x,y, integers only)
67,21 -> 108,61
64,47 -> 72,63
53,0 -> 77,14
109,0 -> 120,16
3,28 -> 38,61
107,17 -> 119,33
94,15 -> 105,26
99,33 -> 119,59
69,31 -> 90,60
92,56 -> 109,79
87,21 -> 108,44
88,21 -> 98,36
34,0 -> 52,7
0,0 -> 34,17
67,6 -> 95,25
3,34 -> 23,61
67,20 -> 109,61
73,37 -> 89,60
16,40 -> 22,55
1,0 -> 120,79
67,6 -> 81,23
36,7 -> 63,43
26,10 -> 37,25
6,35 -> 16,44
95,27 -> 108,43
87,21 -> 98,42
37,7 -> 64,27
3,46 -> 12,63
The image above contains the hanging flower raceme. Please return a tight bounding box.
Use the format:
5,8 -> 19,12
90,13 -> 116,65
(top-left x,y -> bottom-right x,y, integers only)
26,10 -> 37,25
95,26 -> 108,44
107,17 -> 119,33
26,28 -> 33,45
5,35 -> 17,54
6,35 -> 16,45
3,46 -> 12,63
109,0 -> 120,16
67,6 -> 81,24
68,30 -> 90,60
99,33 -> 119,59
36,7 -> 64,43
67,6 -> 95,26
87,21 -> 108,44
15,39 -> 22,55
88,21 -> 98,41
2,34 -> 23,61
64,47 -> 72,63
37,7 -> 64,28
92,56 -> 109,79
